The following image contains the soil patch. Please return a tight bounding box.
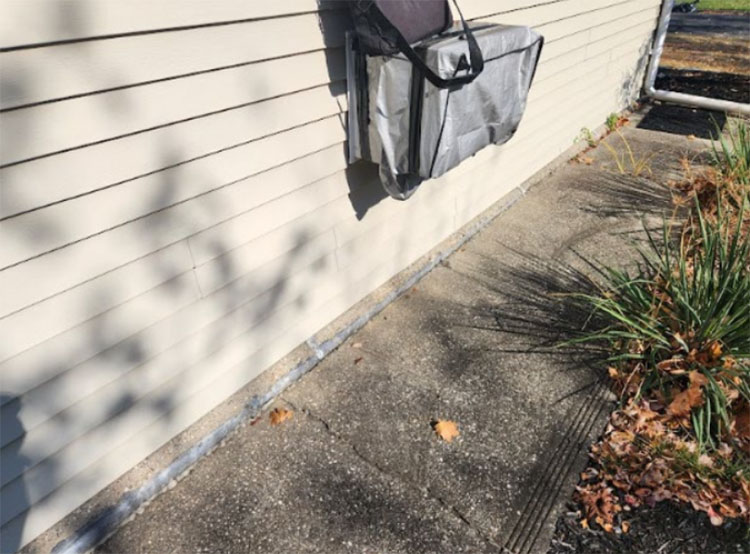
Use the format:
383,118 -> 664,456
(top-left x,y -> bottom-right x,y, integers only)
661,33 -> 750,75
655,68 -> 750,104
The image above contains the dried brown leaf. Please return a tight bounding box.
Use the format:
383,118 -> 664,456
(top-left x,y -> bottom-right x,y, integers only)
708,341 -> 723,360
269,407 -> 293,426
668,386 -> 703,417
433,420 -> 459,442
708,507 -> 724,526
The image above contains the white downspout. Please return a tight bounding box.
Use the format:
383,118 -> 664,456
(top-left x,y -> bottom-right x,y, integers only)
644,0 -> 750,116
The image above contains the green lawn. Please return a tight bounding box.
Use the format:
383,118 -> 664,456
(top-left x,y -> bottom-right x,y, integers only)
696,0 -> 750,10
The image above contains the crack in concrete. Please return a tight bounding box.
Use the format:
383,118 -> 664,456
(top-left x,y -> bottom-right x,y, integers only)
281,396 -> 502,552
429,491 -> 505,552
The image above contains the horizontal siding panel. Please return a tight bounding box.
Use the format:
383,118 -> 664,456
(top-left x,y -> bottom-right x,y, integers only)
0,0 -> 656,112
540,5 -> 658,61
0,169 -> 347,369
0,85 -> 346,220
186,162 -> 375,268
0,181 -> 349,396
0,138 -> 346,277
0,241 -> 193,368
0,122 -> 346,277
529,32 -> 653,105
0,1 -> 340,49
491,0 -> 623,30
0,0 -> 556,51
0,49 -> 346,168
0,149 -> 349,368
0,11 -> 350,110
531,0 -> 657,41
0,271 -> 202,395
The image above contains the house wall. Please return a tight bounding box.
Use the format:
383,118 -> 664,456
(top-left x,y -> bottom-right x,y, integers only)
0,0 -> 661,550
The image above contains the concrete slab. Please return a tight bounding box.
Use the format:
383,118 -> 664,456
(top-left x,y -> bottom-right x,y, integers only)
94,120 -> 712,554
97,399 -> 496,554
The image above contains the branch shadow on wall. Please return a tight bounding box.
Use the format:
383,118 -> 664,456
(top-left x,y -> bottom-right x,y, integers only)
1,4 -> 345,552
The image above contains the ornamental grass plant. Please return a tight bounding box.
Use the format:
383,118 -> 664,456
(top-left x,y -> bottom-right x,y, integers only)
566,119 -> 750,532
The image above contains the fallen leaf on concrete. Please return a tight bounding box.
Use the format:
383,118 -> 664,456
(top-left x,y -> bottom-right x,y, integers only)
354,356 -> 364,365
433,420 -> 459,442
269,407 -> 293,426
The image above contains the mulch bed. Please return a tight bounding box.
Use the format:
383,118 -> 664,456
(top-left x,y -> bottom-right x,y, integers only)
655,68 -> 750,104
549,497 -> 749,554
658,15 -> 749,104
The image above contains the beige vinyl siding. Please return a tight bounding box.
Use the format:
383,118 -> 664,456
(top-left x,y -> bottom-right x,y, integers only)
0,0 -> 661,549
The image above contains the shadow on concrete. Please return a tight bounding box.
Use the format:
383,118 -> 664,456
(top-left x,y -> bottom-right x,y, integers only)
451,247 -> 611,376
637,103 -> 727,139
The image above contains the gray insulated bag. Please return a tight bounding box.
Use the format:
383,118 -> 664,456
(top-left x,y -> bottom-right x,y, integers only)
347,13 -> 543,200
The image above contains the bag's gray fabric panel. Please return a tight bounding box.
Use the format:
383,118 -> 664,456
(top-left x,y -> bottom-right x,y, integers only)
420,24 -> 542,177
349,22 -> 542,199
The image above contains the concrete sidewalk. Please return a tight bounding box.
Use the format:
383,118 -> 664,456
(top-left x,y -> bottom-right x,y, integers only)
94,118 -> 711,554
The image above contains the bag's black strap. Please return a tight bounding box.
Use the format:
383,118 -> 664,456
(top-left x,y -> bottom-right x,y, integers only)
365,0 -> 484,89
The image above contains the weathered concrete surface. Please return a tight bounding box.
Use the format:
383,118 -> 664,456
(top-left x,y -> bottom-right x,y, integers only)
96,120 -> 709,554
